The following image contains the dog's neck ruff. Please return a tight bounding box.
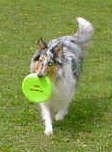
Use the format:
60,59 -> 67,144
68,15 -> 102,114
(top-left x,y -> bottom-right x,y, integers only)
48,36 -> 83,79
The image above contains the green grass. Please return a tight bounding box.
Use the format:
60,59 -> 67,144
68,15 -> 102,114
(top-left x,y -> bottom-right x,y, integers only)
0,0 -> 112,151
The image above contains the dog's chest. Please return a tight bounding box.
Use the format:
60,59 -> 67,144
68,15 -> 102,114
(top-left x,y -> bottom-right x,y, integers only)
49,62 -> 76,110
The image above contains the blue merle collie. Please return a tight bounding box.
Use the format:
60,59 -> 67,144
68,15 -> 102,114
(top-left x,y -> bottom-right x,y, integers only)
30,17 -> 94,135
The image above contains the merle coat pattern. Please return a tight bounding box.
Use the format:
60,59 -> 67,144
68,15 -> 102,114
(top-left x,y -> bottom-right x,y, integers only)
30,17 -> 94,135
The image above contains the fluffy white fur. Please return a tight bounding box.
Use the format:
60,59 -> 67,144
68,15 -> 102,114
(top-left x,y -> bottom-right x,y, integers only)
30,17 -> 94,136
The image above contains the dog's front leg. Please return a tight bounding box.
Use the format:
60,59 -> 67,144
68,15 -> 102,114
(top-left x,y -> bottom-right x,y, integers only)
40,103 -> 53,136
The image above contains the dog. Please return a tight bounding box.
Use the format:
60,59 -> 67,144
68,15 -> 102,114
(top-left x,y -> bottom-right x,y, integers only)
30,17 -> 94,136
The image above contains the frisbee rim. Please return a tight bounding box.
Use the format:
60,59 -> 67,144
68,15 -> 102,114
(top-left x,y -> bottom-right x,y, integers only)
22,74 -> 53,103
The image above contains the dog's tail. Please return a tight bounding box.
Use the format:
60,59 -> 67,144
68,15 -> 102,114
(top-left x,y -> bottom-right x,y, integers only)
74,17 -> 94,48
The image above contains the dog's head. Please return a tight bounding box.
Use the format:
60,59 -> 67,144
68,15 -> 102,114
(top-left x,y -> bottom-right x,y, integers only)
32,38 -> 63,79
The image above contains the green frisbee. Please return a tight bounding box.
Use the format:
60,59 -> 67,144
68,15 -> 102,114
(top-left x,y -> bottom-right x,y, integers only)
22,73 -> 53,103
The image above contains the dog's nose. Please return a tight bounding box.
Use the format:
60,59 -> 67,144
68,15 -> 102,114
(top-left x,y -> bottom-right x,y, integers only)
37,73 -> 44,77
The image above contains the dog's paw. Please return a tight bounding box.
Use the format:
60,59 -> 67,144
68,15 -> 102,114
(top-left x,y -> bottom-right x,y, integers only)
55,113 -> 64,121
44,128 -> 53,136
55,110 -> 68,121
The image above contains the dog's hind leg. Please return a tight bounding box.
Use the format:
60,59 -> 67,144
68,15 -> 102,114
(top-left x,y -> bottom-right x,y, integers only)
55,102 -> 70,121
55,90 -> 75,121
55,109 -> 68,121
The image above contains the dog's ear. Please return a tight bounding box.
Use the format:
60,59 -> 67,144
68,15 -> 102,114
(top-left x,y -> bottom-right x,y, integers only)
37,38 -> 48,50
53,43 -> 63,65
54,43 -> 63,57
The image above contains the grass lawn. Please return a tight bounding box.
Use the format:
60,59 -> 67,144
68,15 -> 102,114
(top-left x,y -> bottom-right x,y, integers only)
0,0 -> 112,151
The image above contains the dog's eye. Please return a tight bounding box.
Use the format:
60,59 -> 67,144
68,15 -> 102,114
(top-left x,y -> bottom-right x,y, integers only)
54,58 -> 63,66
48,61 -> 53,66
33,54 -> 40,61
